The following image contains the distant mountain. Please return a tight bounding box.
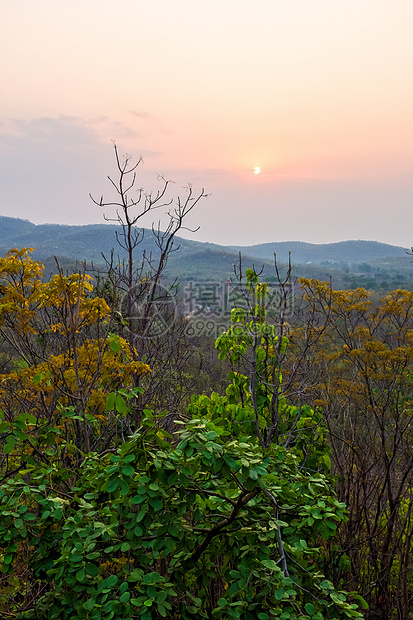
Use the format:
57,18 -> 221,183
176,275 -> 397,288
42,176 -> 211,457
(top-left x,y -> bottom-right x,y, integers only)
0,216 -> 171,263
0,216 -> 256,280
0,216 -> 411,289
229,240 -> 408,265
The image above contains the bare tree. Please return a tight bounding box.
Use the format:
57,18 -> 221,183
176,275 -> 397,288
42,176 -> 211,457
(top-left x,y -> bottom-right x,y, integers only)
90,143 -> 208,425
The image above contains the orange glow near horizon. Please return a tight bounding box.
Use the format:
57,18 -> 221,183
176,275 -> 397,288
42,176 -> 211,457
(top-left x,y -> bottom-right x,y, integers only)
0,1 -> 413,246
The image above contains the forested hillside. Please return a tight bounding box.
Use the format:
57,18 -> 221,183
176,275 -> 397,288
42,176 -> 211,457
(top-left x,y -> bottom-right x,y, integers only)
229,239 -> 407,264
1,216 -> 412,291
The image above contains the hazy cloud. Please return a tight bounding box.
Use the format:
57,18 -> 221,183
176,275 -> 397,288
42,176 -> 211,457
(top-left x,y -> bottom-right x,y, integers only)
130,110 -> 151,119
1,116 -> 412,249
0,116 -> 114,225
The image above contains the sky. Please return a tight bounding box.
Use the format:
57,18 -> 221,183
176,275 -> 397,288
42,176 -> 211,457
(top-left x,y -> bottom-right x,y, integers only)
1,0 -> 413,248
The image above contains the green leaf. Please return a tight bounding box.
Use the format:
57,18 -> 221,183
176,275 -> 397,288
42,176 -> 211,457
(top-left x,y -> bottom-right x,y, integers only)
83,597 -> 96,611
4,436 -> 16,453
106,575 -> 118,588
142,572 -> 163,584
351,594 -> 369,609
122,464 -> 135,477
136,509 -> 147,523
119,581 -> 129,594
229,570 -> 241,578
120,479 -> 130,495
85,563 -> 99,577
322,454 -> 331,469
149,498 -> 163,511
224,456 -> 239,469
228,583 -> 239,596
115,394 -> 128,414
132,494 -> 146,505
106,392 -> 116,410
108,335 -> 121,353
168,525 -> 179,538
129,569 -> 144,582
106,477 -> 119,493
305,603 -> 315,614
76,568 -> 85,581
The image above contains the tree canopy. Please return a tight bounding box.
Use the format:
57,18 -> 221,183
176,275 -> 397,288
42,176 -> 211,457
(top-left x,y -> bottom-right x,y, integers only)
0,252 -> 365,619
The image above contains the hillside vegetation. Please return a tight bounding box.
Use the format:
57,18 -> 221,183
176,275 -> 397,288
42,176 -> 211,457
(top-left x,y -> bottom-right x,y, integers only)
0,149 -> 412,619
1,216 -> 412,290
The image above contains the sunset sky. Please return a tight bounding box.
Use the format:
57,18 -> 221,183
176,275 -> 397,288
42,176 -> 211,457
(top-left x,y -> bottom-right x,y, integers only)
1,0 -> 413,247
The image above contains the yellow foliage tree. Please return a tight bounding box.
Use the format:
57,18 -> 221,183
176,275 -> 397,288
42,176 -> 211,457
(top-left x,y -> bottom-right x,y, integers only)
293,278 -> 413,619
0,249 -> 150,455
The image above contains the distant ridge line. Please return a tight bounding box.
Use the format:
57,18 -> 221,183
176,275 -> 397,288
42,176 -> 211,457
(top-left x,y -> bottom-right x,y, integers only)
0,215 -> 408,266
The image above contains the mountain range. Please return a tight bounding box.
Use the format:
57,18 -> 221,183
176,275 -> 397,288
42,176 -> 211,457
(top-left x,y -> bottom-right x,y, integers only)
0,216 -> 411,288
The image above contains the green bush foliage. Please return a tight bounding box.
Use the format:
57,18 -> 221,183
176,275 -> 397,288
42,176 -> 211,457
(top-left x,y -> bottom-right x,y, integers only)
0,259 -> 365,618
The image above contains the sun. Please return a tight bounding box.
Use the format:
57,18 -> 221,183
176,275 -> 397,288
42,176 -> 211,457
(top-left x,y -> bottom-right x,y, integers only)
253,166 -> 261,175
